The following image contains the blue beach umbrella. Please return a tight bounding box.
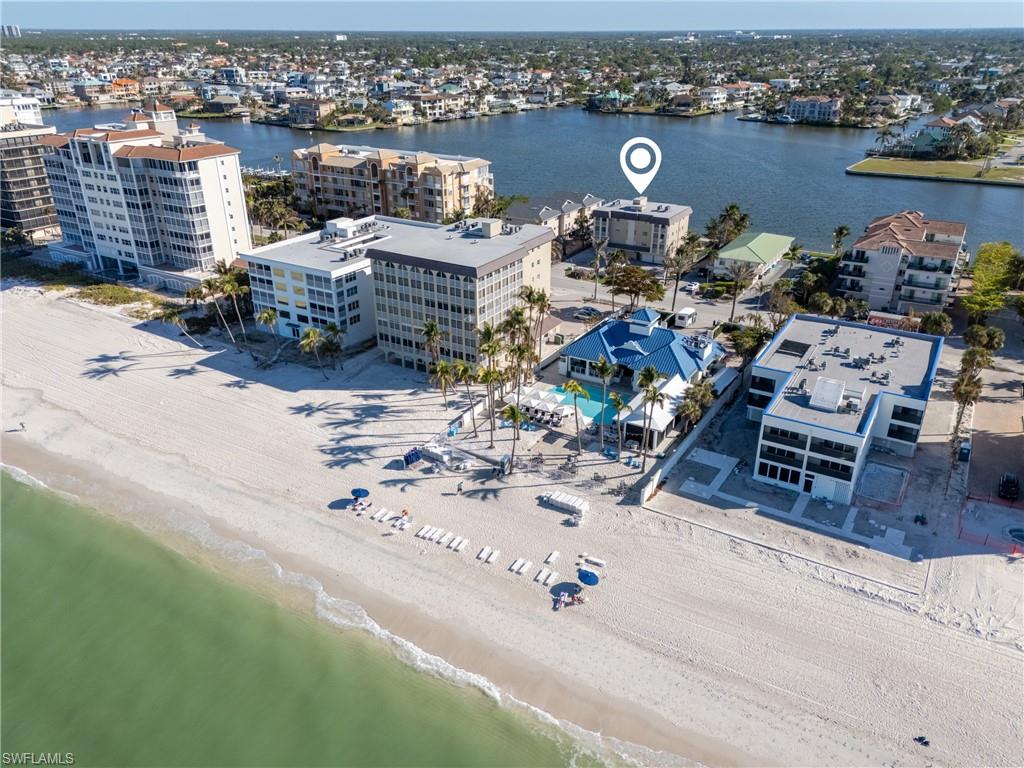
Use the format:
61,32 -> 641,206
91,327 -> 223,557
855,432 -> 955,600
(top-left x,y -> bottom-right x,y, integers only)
577,569 -> 599,586
351,488 -> 370,499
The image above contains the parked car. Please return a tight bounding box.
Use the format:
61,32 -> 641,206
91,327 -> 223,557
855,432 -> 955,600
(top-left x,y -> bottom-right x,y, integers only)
678,281 -> 701,293
572,307 -> 602,321
998,473 -> 1020,501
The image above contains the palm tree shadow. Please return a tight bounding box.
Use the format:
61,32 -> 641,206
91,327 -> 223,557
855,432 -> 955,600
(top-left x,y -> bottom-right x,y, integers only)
168,366 -> 204,379
85,352 -> 136,364
80,363 -> 138,380
289,401 -> 344,418
222,378 -> 253,389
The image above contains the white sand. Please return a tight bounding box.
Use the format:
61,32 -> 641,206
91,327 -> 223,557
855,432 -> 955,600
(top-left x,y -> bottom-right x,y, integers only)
2,286 -> 1021,766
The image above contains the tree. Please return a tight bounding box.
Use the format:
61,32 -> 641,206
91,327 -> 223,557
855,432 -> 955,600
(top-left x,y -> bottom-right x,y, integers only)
636,366 -> 665,472
393,207 -> 413,219
453,361 -> 479,435
960,242 -> 1016,323
639,384 -> 665,473
471,190 -> 527,218
476,323 -> 504,448
832,225 -> 850,258
951,369 -> 983,438
430,360 -> 457,408
201,277 -> 237,347
725,262 -> 756,322
604,250 -> 628,310
606,264 -> 665,310
256,308 -> 281,351
530,290 -> 551,361
688,378 -> 716,411
676,395 -> 703,435
591,238 -> 608,301
847,298 -> 870,321
220,273 -> 250,343
918,311 -> 952,337
562,379 -> 587,456
829,296 -> 847,319
960,346 -> 993,375
500,403 -> 527,472
299,327 -> 328,380
323,322 -> 346,369
184,286 -> 204,311
156,304 -> 204,348
796,270 -> 821,303
570,210 -> 592,248
420,319 -> 445,366
765,286 -> 799,331
808,291 -> 834,316
608,391 -> 627,459
705,203 -> 750,249
593,355 -> 616,449
964,323 -> 1005,352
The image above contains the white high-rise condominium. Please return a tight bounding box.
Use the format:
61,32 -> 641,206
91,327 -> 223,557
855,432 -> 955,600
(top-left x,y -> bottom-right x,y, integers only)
40,101 -> 252,292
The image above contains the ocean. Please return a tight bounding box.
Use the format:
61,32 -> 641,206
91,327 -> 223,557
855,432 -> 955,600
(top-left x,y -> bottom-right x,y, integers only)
0,472 -> 607,767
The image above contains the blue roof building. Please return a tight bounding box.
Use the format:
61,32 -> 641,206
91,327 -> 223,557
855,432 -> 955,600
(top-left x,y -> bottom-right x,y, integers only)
559,308 -> 725,391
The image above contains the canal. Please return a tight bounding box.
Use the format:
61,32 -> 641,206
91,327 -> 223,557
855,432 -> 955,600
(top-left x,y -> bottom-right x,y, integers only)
46,106 -> 1021,252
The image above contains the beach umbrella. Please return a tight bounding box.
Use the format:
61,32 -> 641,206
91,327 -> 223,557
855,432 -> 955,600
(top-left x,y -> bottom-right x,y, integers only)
525,397 -> 545,410
351,488 -> 370,498
503,392 -> 519,404
534,399 -> 556,413
577,569 -> 599,586
541,390 -> 563,404
553,404 -> 575,417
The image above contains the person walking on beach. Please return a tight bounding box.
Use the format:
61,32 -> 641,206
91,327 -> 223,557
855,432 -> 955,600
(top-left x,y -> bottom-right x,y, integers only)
456,481 -> 464,495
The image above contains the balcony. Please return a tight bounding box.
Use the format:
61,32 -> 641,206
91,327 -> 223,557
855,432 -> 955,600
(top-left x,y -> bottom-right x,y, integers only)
890,406 -> 923,426
839,265 -> 867,278
838,279 -> 864,293
805,459 -> 853,482
842,253 -> 870,264
809,439 -> 858,461
902,277 -> 947,291
760,448 -> 803,469
900,292 -> 943,306
762,428 -> 808,450
906,260 -> 954,275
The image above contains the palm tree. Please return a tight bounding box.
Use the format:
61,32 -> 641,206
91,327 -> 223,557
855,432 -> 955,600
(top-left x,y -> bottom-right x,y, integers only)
960,346 -> 993,374
562,379 -> 587,455
453,361 -> 479,435
676,396 -> 703,435
299,327 -> 328,380
430,360 -> 457,408
184,286 -> 204,311
201,277 -> 236,347
256,308 -> 281,351
500,306 -> 530,347
725,262 -> 757,322
500,403 -> 527,472
530,290 -> 551,361
508,341 -> 536,403
670,233 -> 703,312
420,319 -> 445,366
323,322 -> 346,369
608,391 -> 627,459
592,237 -> 608,301
640,384 -> 666,472
156,304 -> 204,348
688,378 -> 716,410
832,225 -> 851,259
476,366 -> 502,449
593,355 -> 615,448
220,274 -> 250,343
605,250 -> 627,310
952,370 -> 983,438
636,365 -> 666,471
808,291 -> 834,316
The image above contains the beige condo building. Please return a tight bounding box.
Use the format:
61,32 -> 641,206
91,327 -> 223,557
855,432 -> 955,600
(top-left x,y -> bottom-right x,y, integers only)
291,142 -> 493,224
591,196 -> 693,265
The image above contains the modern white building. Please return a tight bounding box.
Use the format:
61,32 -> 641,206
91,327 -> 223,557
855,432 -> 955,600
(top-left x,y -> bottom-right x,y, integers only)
40,102 -> 251,291
838,210 -> 968,314
745,314 -> 942,504
242,217 -> 376,350
591,197 -> 692,265
787,95 -> 843,124
0,90 -> 44,126
698,86 -> 728,111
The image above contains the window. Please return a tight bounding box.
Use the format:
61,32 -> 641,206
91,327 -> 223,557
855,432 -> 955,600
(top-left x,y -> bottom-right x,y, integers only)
273,268 -> 285,277
293,286 -> 305,296
295,300 -> 307,309
750,375 -> 776,394
291,271 -> 304,281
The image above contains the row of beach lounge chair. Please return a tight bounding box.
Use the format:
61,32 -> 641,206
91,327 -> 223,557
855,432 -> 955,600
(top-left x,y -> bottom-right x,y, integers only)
415,525 -> 470,553
541,491 -> 590,515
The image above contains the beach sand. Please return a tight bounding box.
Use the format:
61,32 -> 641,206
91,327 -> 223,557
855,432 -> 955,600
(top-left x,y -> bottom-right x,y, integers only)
2,285 -> 1021,766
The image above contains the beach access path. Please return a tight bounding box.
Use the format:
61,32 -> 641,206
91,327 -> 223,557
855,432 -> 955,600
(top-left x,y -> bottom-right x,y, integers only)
2,285 -> 1021,767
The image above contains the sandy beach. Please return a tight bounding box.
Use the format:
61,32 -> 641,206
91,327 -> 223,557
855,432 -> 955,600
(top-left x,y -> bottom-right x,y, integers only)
2,284 -> 1021,766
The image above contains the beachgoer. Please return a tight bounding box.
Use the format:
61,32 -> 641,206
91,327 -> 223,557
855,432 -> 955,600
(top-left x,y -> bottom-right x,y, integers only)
456,481 -> 464,495
19,422 -> 26,431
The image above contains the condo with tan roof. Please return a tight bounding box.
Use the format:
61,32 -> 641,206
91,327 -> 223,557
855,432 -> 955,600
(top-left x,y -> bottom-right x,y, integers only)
41,102 -> 252,291
291,142 -> 493,224
837,210 -> 967,315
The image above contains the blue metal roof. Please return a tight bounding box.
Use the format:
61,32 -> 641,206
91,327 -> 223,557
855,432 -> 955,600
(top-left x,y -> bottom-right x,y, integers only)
629,307 -> 661,323
562,318 -> 725,382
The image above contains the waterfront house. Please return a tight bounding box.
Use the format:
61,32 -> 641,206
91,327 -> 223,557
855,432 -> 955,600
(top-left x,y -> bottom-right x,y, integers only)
503,192 -> 604,241
837,211 -> 967,315
698,86 -> 728,111
745,314 -> 942,503
712,232 -> 794,279
787,95 -> 843,124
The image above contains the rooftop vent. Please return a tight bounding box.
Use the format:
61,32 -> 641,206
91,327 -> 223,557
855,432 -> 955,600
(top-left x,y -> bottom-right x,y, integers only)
809,377 -> 846,413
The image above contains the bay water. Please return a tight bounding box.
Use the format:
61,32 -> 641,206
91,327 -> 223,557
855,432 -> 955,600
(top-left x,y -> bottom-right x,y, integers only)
0,472 -> 601,767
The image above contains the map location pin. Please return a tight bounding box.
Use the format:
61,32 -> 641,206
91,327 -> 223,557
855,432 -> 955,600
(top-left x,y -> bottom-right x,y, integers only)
619,137 -> 662,195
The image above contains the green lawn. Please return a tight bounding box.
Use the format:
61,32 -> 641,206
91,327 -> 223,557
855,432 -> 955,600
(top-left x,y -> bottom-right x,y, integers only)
849,157 -> 1024,183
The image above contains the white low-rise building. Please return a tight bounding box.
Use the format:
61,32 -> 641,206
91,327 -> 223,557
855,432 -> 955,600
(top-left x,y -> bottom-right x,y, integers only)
745,314 -> 942,504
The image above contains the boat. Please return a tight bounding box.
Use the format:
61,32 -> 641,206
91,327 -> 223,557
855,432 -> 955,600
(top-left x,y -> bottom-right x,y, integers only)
463,110 -> 478,119
774,114 -> 797,124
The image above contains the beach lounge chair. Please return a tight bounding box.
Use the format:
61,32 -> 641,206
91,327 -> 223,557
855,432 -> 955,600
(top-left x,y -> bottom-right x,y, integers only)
485,550 -> 499,564
535,568 -> 550,583
447,536 -> 461,550
584,556 -> 606,567
429,529 -> 445,542
509,558 -> 524,572
478,546 -> 491,561
545,551 -> 559,565
438,532 -> 454,547
544,572 -> 558,586
455,539 -> 468,553
416,525 -> 429,538
516,560 -> 532,575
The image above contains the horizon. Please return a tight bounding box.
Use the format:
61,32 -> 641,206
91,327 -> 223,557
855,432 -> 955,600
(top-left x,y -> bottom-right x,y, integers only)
4,1 -> 1022,32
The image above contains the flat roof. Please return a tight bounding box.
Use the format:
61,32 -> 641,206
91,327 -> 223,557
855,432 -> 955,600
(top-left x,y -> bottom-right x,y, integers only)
754,314 -> 942,435
242,216 -> 553,277
594,198 -> 692,224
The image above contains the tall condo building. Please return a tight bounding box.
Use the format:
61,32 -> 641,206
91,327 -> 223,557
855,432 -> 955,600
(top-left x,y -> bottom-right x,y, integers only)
240,215 -> 553,369
591,197 -> 692,265
291,143 -> 493,224
40,102 -> 252,292
0,92 -> 59,239
837,210 -> 967,315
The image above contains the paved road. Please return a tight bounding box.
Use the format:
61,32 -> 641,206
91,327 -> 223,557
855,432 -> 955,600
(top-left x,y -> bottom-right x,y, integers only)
967,303 -> 1024,502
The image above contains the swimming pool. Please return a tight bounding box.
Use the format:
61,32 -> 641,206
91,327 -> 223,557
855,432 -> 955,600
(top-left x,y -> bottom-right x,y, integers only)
551,383 -> 617,425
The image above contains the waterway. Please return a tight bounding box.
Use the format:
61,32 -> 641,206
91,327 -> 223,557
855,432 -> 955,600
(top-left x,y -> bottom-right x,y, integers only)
46,106 -> 1022,251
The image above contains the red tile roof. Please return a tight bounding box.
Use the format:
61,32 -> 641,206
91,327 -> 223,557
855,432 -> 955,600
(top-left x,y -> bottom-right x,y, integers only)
112,143 -> 240,162
854,211 -> 965,259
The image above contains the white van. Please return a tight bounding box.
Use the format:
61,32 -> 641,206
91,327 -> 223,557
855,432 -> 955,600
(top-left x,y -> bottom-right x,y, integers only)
676,307 -> 697,327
